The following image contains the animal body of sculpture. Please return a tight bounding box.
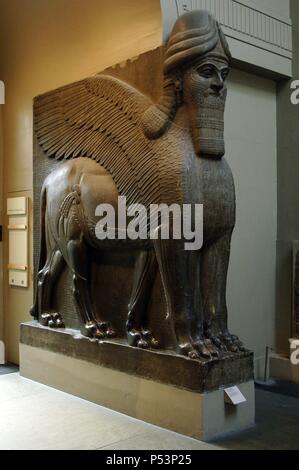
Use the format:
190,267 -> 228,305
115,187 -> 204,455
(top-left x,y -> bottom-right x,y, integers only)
31,10 -> 244,360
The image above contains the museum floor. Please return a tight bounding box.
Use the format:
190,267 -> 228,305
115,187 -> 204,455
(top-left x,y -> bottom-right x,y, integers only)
0,370 -> 298,450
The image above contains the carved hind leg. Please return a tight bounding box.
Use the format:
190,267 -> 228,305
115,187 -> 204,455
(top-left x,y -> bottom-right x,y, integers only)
126,250 -> 159,349
37,249 -> 66,328
67,237 -> 115,340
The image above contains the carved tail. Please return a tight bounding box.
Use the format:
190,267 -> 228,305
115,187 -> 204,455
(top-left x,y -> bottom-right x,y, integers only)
30,184 -> 47,319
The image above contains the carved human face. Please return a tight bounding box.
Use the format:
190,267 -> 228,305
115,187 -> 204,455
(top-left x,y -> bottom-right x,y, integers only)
183,58 -> 229,158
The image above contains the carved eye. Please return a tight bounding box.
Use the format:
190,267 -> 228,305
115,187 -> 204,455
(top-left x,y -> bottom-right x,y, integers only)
198,66 -> 214,78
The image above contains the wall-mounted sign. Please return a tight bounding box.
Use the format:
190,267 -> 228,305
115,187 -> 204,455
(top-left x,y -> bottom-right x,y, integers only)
0,81 -> 4,105
0,341 -> 4,365
7,197 -> 28,288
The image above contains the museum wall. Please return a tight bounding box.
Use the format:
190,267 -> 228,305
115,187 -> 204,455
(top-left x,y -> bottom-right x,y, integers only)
0,0 -> 279,376
276,0 -> 299,355
225,70 -> 277,376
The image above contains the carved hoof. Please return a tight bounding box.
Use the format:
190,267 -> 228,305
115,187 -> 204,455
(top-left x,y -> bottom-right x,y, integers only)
188,350 -> 200,360
85,321 -> 105,340
150,338 -> 160,349
97,321 -> 116,338
179,342 -> 201,360
137,338 -> 149,349
41,312 -> 65,329
211,335 -> 226,351
223,333 -> 245,353
106,328 -> 116,339
192,340 -> 212,359
204,339 -> 220,358
142,330 -> 160,349
212,332 -> 245,353
230,335 -> 246,352
85,321 -> 116,340
226,342 -> 238,353
126,329 -> 159,350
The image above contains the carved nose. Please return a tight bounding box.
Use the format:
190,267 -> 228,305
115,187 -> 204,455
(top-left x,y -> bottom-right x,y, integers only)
211,74 -> 224,93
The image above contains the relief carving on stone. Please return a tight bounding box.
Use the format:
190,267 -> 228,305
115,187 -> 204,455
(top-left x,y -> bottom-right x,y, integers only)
31,10 -> 245,361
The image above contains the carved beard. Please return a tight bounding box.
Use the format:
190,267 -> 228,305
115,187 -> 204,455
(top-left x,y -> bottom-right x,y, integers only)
185,74 -> 227,158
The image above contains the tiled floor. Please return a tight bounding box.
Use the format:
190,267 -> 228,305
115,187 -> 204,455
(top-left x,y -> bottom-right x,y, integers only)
0,373 -> 219,450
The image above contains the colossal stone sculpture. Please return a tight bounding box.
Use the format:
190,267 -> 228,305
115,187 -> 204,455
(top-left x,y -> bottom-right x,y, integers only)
31,10 -> 244,361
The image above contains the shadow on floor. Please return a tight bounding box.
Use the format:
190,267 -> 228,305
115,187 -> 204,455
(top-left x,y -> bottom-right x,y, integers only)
0,363 -> 19,376
211,388 -> 299,450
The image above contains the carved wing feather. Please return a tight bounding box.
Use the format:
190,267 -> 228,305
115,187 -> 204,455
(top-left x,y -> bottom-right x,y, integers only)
35,75 -> 147,154
34,75 -> 183,207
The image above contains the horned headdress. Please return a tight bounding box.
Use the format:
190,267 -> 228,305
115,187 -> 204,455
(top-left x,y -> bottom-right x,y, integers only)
142,10 -> 231,140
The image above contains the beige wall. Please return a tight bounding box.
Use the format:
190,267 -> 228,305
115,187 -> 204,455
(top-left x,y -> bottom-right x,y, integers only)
0,0 -> 162,364
225,69 -> 277,377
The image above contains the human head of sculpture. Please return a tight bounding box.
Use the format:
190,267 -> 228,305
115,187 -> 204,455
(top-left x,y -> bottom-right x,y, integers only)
142,10 -> 231,158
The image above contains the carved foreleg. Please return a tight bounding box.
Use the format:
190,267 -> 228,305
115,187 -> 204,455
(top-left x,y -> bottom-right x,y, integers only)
201,231 -> 244,352
153,238 -> 209,359
126,250 -> 159,349
67,237 -> 115,340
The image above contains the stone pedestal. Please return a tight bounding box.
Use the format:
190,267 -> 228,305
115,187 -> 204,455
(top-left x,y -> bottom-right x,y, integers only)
20,322 -> 255,441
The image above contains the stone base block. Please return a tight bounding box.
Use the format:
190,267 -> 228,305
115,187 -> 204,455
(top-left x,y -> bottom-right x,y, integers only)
20,322 -> 255,441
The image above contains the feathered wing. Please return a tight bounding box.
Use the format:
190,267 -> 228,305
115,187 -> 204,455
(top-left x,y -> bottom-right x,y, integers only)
34,74 -> 184,208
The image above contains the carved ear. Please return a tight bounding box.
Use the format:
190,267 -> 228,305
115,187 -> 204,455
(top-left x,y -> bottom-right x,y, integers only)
141,76 -> 180,140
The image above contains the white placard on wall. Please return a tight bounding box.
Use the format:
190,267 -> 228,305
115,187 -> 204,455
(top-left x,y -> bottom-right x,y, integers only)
7,197 -> 28,288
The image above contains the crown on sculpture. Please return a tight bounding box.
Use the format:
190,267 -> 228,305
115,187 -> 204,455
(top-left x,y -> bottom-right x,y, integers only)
142,10 -> 231,140
164,10 -> 231,74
